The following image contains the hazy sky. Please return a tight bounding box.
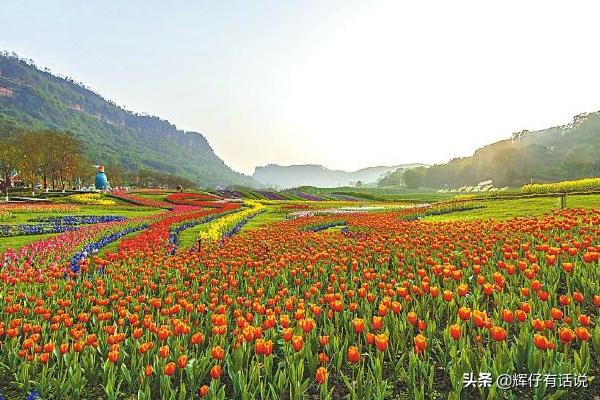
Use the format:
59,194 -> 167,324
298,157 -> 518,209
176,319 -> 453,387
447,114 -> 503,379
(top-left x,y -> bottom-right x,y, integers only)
3,1 -> 600,175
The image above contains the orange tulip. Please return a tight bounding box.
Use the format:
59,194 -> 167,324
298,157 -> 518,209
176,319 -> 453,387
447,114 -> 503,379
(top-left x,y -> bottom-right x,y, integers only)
210,364 -> 222,379
407,312 -> 418,326
490,326 -> 507,341
318,352 -> 329,364
531,319 -> 545,332
108,350 -> 119,363
164,362 -> 176,376
533,334 -> 549,350
211,346 -> 224,360
578,314 -> 591,326
372,316 -> 384,331
315,367 -> 328,384
177,355 -> 188,369
374,333 -> 388,352
191,332 -> 204,345
292,335 -> 303,352
282,328 -> 293,342
550,308 -> 563,321
501,309 -> 513,323
39,353 -> 50,363
352,318 -> 365,334
559,327 -> 575,344
449,324 -> 461,340
458,307 -> 471,321
414,334 -> 427,353
347,345 -> 360,364
575,327 -> 589,341
159,345 -> 169,359
198,385 -> 209,397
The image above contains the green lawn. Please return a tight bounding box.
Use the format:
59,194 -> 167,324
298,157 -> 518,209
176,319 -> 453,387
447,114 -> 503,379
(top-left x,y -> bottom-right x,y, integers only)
134,192 -> 172,201
375,192 -> 454,203
425,194 -> 600,222
178,224 -> 206,249
240,205 -> 288,232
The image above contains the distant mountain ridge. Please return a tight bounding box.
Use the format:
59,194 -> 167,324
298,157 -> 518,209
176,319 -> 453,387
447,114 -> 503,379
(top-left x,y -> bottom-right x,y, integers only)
253,163 -> 427,188
0,52 -> 257,187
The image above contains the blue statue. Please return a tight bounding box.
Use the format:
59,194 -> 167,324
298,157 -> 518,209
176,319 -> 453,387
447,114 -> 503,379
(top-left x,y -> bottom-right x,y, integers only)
95,165 -> 109,190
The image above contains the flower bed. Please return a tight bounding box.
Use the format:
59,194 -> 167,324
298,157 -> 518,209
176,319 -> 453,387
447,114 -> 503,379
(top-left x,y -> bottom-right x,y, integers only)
30,215 -> 127,225
216,189 -> 243,199
198,201 -> 265,241
0,203 -> 81,214
68,193 -> 116,206
69,223 -> 150,273
0,223 -> 79,237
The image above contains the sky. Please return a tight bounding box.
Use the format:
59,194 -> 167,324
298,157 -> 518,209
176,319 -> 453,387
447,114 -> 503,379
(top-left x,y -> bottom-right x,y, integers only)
2,0 -> 600,175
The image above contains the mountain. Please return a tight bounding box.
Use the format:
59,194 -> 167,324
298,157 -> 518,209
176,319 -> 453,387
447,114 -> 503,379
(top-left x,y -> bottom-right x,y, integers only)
0,53 -> 257,187
253,163 -> 427,189
418,111 -> 600,188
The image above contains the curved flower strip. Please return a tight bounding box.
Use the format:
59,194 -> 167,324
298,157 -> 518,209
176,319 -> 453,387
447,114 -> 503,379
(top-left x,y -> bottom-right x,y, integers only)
69,223 -> 150,273
222,209 -> 265,239
30,215 -> 127,225
301,220 -> 348,232
167,208 -> 241,252
1,215 -> 129,238
0,223 -> 78,237
197,201 -> 265,242
0,203 -> 81,214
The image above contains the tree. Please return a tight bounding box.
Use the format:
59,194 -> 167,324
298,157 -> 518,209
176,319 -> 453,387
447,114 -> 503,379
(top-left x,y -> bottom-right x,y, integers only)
15,132 -> 43,195
0,135 -> 22,200
403,167 -> 425,189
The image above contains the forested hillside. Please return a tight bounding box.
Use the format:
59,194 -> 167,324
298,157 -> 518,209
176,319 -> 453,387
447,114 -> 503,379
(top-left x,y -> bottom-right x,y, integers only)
380,112 -> 600,188
0,52 -> 257,187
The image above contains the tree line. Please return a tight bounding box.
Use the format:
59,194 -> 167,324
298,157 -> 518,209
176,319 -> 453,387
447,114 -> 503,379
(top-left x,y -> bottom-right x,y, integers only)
0,130 -> 198,194
0,130 -> 88,193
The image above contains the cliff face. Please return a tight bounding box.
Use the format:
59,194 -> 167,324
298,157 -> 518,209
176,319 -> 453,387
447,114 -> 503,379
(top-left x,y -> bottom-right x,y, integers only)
0,53 -> 257,187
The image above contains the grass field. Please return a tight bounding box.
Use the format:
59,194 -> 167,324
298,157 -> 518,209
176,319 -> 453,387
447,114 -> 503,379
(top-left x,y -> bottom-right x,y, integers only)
133,192 -> 171,201
425,194 -> 600,222
241,205 -> 289,231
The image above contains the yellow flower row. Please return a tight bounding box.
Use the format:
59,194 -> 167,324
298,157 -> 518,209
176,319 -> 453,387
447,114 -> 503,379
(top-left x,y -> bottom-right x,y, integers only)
68,193 -> 117,206
198,201 -> 264,241
522,177 -> 600,194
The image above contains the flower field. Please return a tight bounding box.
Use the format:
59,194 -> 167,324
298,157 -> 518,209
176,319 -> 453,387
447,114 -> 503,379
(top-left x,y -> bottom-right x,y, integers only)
0,193 -> 599,399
